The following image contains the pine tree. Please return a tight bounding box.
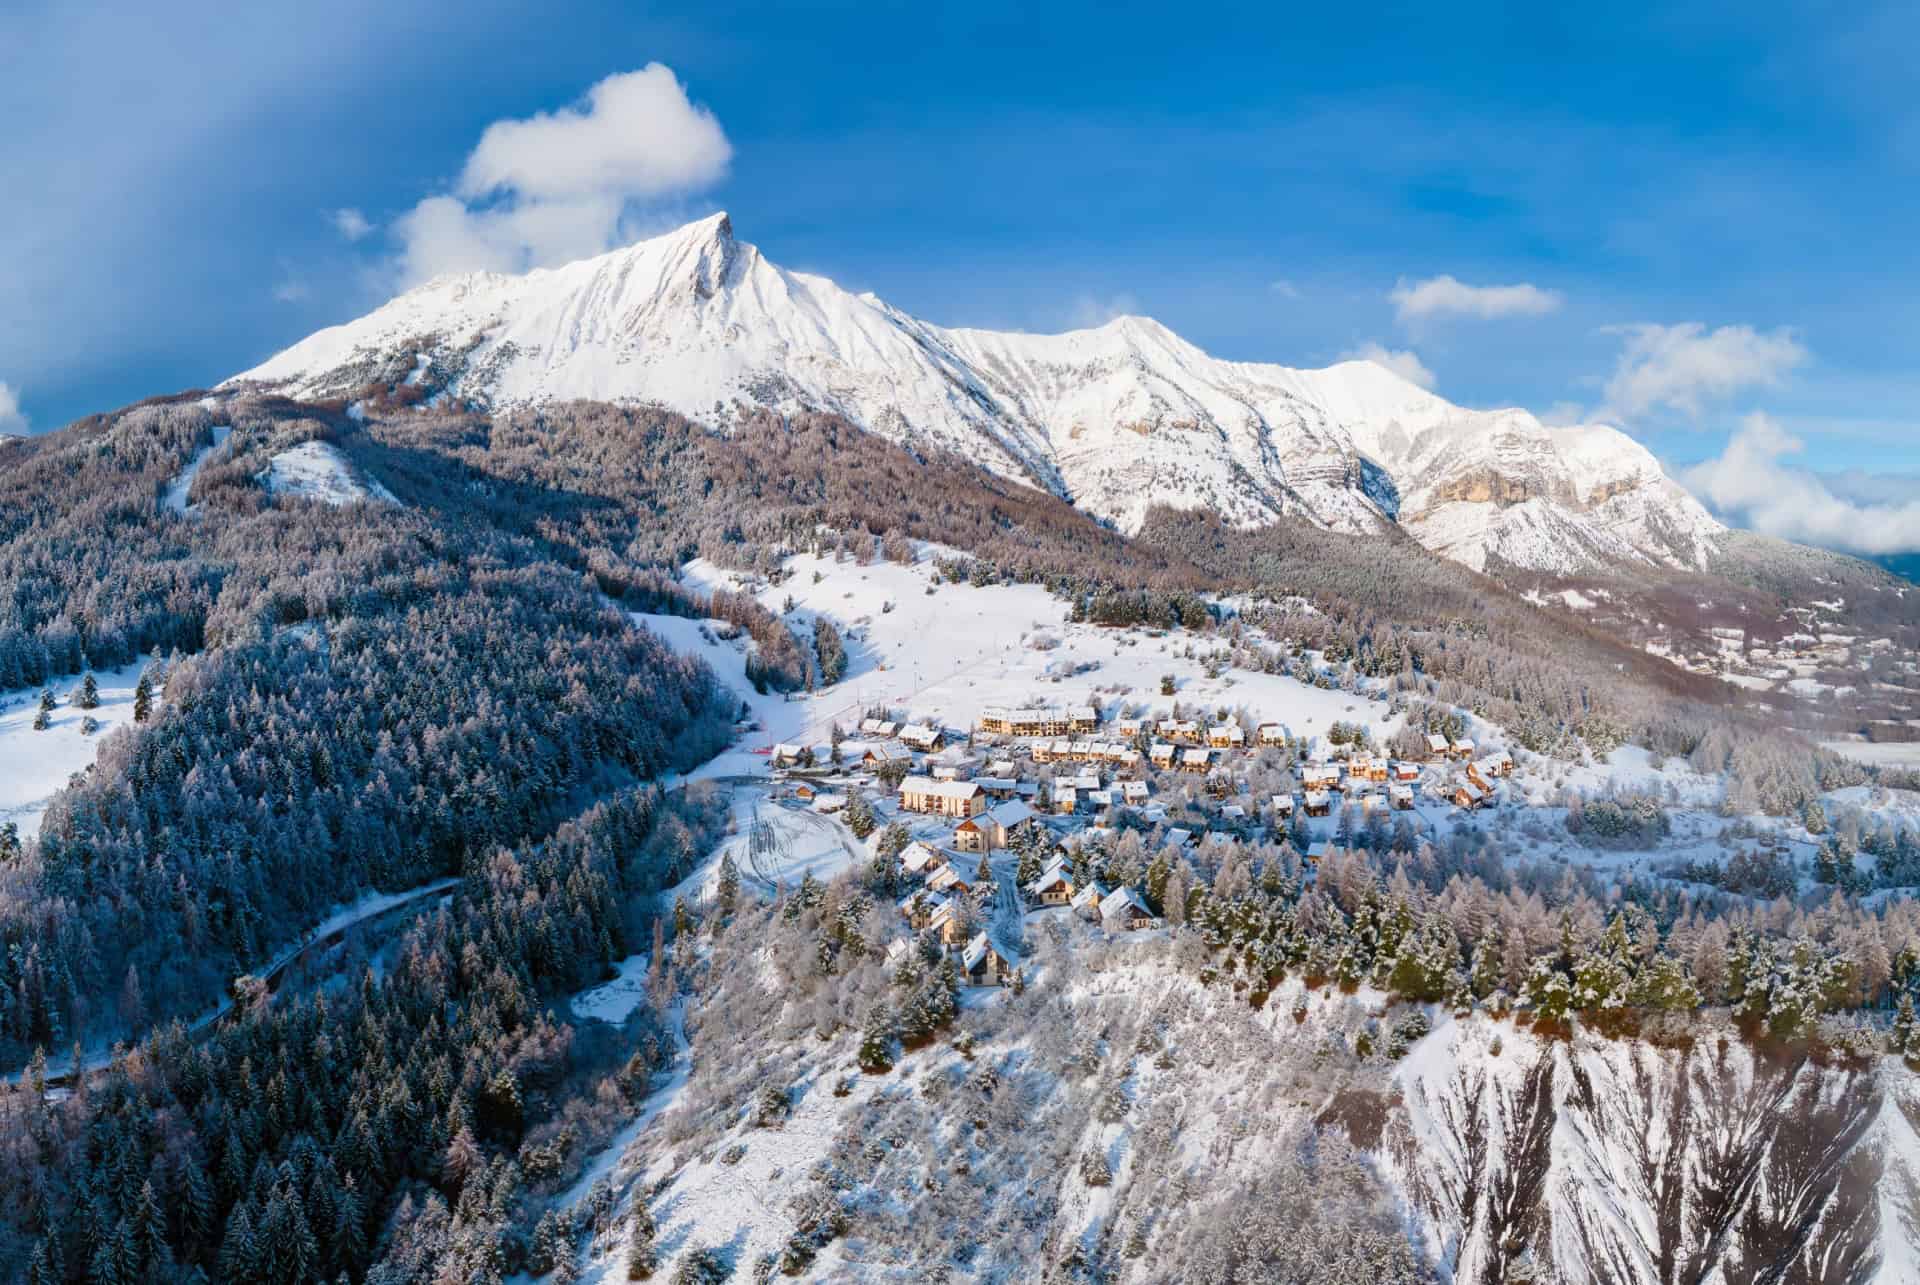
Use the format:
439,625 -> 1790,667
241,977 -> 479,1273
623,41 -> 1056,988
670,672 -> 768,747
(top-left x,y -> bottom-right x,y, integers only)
626,1202 -> 659,1279
133,672 -> 153,723
844,793 -> 876,840
1893,994 -> 1915,1058
76,671 -> 99,710
0,821 -> 19,862
715,853 -> 740,918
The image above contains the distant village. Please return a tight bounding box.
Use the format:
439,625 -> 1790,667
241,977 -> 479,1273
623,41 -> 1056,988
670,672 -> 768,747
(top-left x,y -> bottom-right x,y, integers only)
766,698 -> 1518,991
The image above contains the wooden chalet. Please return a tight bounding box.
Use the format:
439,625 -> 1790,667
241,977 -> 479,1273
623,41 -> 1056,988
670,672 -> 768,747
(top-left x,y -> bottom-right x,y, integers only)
1271,793 -> 1296,818
899,723 -> 944,753
1099,887 -> 1161,932
1207,723 -> 1245,749
1068,706 -> 1098,734
1149,742 -> 1177,769
1482,749 -> 1515,777
1392,761 -> 1421,783
1425,733 -> 1451,757
953,800 -> 1037,853
1180,748 -> 1212,774
862,742 -> 911,769
1256,722 -> 1286,746
1024,859 -> 1074,906
1303,788 -> 1332,817
1389,783 -> 1415,811
1051,786 -> 1078,816
1453,781 -> 1487,810
961,931 -> 1014,985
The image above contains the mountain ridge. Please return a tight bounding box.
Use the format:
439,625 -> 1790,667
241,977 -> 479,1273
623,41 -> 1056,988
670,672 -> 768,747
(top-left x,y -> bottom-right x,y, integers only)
229,212 -> 1722,576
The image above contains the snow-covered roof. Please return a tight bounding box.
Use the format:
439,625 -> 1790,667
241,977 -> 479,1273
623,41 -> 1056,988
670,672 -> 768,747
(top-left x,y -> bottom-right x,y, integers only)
900,841 -> 945,873
1426,733 -> 1450,753
900,776 -> 981,800
1181,749 -> 1211,766
988,800 -> 1035,827
1100,886 -> 1156,921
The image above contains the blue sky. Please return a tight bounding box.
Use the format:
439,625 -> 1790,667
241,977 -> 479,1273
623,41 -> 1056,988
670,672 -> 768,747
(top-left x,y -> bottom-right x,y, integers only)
5,0 -> 1918,548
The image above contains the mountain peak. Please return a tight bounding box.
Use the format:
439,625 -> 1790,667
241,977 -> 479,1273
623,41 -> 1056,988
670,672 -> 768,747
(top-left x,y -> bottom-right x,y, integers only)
229,227 -> 1720,576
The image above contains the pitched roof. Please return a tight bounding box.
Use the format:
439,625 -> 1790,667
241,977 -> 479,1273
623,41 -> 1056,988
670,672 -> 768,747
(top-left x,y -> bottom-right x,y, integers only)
900,776 -> 982,800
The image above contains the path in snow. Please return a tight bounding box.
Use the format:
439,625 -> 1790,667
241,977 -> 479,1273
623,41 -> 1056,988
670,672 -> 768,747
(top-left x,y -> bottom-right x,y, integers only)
159,425 -> 232,515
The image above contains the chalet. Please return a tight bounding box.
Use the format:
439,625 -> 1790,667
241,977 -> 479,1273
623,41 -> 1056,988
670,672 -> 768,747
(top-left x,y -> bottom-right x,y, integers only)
1425,733 -> 1451,757
1221,803 -> 1246,821
1454,781 -> 1487,810
1304,788 -> 1332,817
1162,827 -> 1194,850
1025,859 -> 1075,906
899,841 -> 946,877
1355,754 -> 1390,783
1068,739 -> 1096,761
1115,749 -> 1144,770
1160,719 -> 1202,743
1389,783 -> 1415,811
862,742 -> 912,769
1300,763 -> 1341,791
859,718 -> 899,739
1256,722 -> 1286,746
811,792 -> 848,814
926,899 -> 966,945
1207,723 -> 1245,749
1450,738 -> 1476,760
1180,748 -> 1212,773
953,800 -> 1037,853
1114,717 -> 1145,739
792,782 -> 817,803
1071,881 -> 1112,920
1355,791 -> 1384,813
1305,842 -> 1332,865
1140,803 -> 1168,823
898,889 -> 947,932
771,742 -> 809,767
962,932 -> 1014,986
1052,786 -> 1078,816
900,777 -> 986,818
927,863 -> 974,897
1482,750 -> 1515,777
1149,742 -> 1177,769
975,775 -> 1019,799
899,723 -> 944,753
1099,887 -> 1162,932
986,758 -> 1016,778
1271,793 -> 1296,819
1068,706 -> 1098,734
1392,761 -> 1421,783
1121,781 -> 1150,805
1465,760 -> 1492,791
1071,771 -> 1102,792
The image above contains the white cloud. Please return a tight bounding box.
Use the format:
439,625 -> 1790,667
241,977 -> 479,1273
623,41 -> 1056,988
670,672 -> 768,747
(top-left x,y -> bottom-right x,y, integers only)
1602,322 -> 1805,419
1269,279 -> 1301,299
1342,342 -> 1436,390
1389,274 -> 1561,324
331,207 -> 373,241
392,64 -> 731,287
1681,413 -> 1920,555
0,381 -> 27,434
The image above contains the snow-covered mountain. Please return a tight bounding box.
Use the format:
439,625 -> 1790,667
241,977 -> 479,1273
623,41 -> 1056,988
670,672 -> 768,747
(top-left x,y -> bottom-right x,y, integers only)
229,213 -> 1721,575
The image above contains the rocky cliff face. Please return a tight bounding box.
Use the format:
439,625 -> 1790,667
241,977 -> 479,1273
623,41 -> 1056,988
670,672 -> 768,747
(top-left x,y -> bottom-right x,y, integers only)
229,213 -> 1722,577
1381,1017 -> 1914,1285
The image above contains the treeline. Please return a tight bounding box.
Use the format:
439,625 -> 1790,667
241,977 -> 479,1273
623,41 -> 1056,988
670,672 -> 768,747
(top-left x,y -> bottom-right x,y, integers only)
0,786 -> 706,1285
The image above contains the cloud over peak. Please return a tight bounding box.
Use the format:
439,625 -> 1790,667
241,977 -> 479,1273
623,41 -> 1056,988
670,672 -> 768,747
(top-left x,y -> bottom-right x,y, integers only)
392,65 -> 731,287
1390,274 -> 1561,323
1342,341 -> 1436,389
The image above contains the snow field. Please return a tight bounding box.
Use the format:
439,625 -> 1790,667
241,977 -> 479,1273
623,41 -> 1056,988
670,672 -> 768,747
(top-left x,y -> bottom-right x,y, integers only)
264,440 -> 398,506
0,659 -> 158,839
